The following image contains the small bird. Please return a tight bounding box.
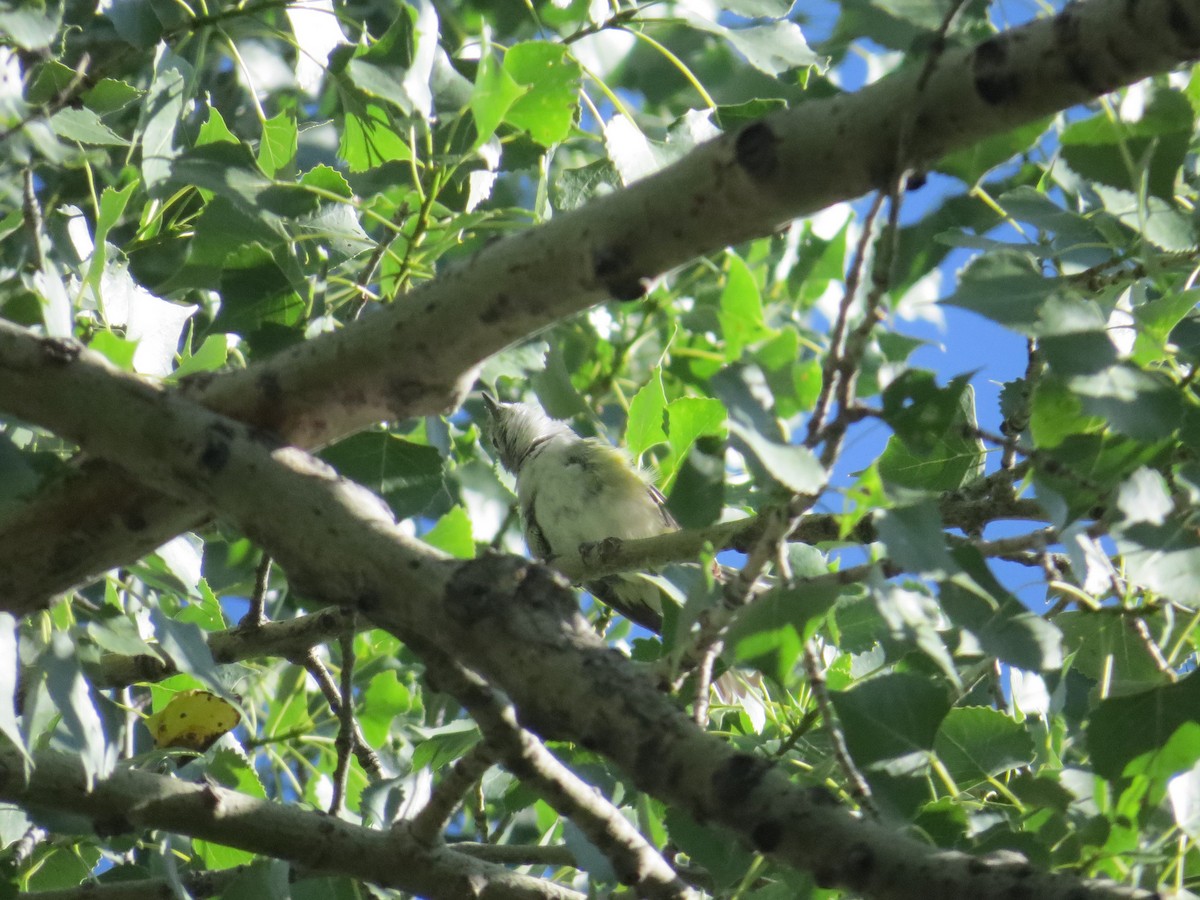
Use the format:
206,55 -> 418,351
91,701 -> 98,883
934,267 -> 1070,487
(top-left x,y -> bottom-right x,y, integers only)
481,393 -> 677,631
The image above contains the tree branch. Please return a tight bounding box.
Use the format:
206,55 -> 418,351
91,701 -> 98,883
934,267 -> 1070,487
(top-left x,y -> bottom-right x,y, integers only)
1,0 -> 1196,613
409,637 -> 694,899
0,746 -> 582,900
0,320 -> 1158,900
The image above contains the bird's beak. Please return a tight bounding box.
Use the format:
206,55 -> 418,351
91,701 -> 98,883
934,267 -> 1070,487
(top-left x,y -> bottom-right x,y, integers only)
481,391 -> 499,417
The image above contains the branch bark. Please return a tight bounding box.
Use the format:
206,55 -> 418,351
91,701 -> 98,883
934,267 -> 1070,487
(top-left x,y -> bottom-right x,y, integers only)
1,0 -> 1197,613
0,745 -> 582,900
0,320 -> 1157,900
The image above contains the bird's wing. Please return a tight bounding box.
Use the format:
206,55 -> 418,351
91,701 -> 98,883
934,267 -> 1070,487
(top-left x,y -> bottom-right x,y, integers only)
521,494 -> 554,560
647,483 -> 679,530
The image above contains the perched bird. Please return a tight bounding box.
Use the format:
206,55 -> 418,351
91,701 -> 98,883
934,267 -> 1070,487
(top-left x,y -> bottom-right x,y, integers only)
481,393 -> 676,631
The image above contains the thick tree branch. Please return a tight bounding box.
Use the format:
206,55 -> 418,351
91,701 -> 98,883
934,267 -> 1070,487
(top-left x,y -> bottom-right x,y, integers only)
0,322 -> 1157,900
0,746 -> 582,900
410,638 -> 694,899
1,0 -> 1197,613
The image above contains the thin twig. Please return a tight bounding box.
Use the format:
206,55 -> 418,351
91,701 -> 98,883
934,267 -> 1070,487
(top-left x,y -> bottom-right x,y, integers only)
801,641 -> 877,818
408,743 -> 498,844
240,553 -> 273,627
293,647 -> 385,780
329,631 -> 357,815
1128,617 -> 1177,681
22,169 -> 46,272
804,191 -> 888,448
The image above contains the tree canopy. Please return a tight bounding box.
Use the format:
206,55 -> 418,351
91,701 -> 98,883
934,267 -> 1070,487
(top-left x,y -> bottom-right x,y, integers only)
1,0 -> 1200,898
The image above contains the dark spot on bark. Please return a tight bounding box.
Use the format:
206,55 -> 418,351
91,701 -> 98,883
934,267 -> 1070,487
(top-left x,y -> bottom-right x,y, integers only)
813,864 -> 838,889
424,302 -> 436,313
844,842 -> 874,890
592,244 -> 647,301
480,293 -> 511,324
712,753 -> 769,808
1168,0 -> 1200,48
735,121 -> 779,181
1104,35 -> 1138,72
121,508 -> 148,532
317,817 -> 336,834
751,820 -> 782,852
254,373 -> 285,432
199,423 -> 235,473
806,784 -> 839,806
388,377 -> 426,408
973,37 -> 1019,105
408,558 -> 422,570
92,814 -> 133,837
968,857 -> 988,875
200,784 -> 221,810
177,371 -> 216,393
357,591 -> 380,612
38,336 -> 81,364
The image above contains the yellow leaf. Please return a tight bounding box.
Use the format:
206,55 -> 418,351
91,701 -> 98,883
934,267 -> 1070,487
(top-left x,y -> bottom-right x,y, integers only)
146,690 -> 240,753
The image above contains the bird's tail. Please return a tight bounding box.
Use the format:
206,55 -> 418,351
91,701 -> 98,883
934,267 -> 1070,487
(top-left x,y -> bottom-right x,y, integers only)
586,574 -> 664,632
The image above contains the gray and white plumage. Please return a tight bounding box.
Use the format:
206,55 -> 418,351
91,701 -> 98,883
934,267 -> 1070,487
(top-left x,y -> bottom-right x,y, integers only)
481,393 -> 676,631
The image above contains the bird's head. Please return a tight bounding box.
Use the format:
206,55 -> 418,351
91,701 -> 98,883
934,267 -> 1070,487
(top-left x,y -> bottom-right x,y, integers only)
480,393 -> 573,475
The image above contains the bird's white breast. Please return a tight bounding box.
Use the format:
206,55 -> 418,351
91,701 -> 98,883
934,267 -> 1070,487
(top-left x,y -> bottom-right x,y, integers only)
518,437 -> 669,557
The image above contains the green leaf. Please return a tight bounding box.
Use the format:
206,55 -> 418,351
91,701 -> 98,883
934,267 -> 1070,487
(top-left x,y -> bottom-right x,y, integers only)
0,3 -> 61,49
934,707 -> 1035,786
626,373 -> 668,460
360,671 -> 411,748
939,563 -> 1064,673
878,374 -> 986,493
502,42 -> 580,147
339,102 -> 412,172
693,20 -> 822,77
1117,519 -> 1200,602
665,396 -> 726,473
258,111 -> 298,178
87,330 -> 138,371
49,107 -> 128,145
830,673 -> 951,767
728,421 -> 825,495
1060,89 -> 1193,201
719,253 -> 775,360
82,77 -> 142,114
44,634 -> 112,783
663,809 -> 755,890
1088,672 -> 1200,780
1057,611 -> 1172,694
222,860 -> 290,900
169,334 -> 230,382
207,748 -> 268,799
876,502 -> 955,576
320,433 -> 446,519
726,584 -> 841,684
942,249 -> 1062,331
471,43 -> 527,146
423,506 -> 474,558
1028,375 -> 1104,448
937,118 -> 1050,184
137,50 -> 190,188
196,106 -> 239,147
1068,365 -> 1184,440
148,607 -> 222,690
871,583 -> 959,685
